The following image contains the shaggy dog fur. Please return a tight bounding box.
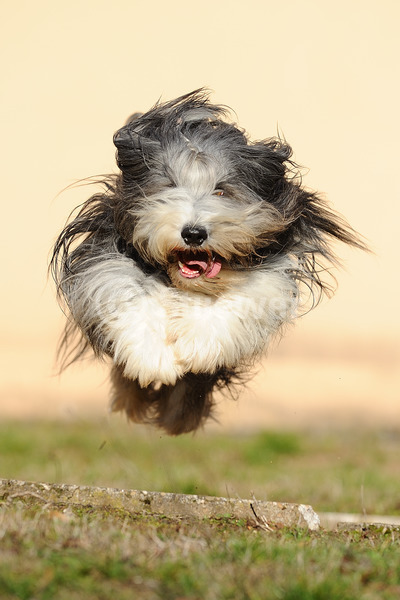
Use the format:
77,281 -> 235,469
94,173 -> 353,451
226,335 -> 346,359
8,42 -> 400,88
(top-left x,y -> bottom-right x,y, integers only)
51,89 -> 365,434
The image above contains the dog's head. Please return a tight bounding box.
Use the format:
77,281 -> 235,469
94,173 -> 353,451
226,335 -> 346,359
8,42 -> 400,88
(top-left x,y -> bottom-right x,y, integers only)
112,90 -> 299,293
110,89 -> 363,296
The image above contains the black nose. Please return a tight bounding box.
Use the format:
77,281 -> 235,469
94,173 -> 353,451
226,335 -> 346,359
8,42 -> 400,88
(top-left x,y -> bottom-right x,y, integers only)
181,225 -> 208,246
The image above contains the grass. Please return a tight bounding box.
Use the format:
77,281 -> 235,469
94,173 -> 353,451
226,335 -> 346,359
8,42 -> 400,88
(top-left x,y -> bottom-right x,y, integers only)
0,419 -> 399,515
0,504 -> 399,599
0,419 -> 400,598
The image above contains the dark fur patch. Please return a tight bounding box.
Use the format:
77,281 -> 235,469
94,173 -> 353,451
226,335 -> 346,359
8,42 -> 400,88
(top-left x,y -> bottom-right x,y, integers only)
111,365 -> 243,435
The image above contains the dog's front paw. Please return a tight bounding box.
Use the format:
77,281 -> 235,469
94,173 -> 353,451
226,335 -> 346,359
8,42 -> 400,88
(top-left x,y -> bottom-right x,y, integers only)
121,344 -> 184,388
174,333 -> 228,374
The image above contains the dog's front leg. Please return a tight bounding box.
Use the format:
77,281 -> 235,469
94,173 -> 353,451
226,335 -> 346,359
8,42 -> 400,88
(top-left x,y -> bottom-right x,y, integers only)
171,271 -> 298,375
108,291 -> 184,387
170,297 -> 246,374
75,262 -> 184,387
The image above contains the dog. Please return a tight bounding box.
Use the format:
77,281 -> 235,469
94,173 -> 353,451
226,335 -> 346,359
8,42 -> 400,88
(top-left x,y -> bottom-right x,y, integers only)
51,89 -> 365,435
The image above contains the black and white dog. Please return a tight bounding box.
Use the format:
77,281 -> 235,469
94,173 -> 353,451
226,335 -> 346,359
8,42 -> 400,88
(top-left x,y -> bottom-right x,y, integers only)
51,90 -> 364,434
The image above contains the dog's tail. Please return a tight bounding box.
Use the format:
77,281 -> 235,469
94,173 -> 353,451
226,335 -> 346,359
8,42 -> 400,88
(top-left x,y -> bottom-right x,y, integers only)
110,366 -> 241,435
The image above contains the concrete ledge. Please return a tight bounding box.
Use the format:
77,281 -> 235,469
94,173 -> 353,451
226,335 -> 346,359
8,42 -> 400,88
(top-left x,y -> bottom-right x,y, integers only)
319,512 -> 400,530
0,478 -> 320,531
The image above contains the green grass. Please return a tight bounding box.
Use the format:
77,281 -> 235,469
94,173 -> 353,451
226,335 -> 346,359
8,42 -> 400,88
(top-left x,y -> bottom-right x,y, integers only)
0,419 -> 399,515
0,419 -> 400,598
0,504 -> 399,599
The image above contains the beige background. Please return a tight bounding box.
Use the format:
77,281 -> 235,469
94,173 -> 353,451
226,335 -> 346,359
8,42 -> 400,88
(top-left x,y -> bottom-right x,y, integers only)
0,0 -> 398,430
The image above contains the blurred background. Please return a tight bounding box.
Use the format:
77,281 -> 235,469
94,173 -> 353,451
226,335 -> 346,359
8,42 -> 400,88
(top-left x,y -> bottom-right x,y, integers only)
1,0 -> 398,431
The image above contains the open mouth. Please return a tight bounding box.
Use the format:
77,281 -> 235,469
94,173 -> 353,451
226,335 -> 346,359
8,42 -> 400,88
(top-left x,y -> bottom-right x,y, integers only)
175,249 -> 222,279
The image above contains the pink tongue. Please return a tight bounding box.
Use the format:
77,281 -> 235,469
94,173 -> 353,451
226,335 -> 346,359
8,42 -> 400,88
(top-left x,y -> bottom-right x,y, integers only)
186,259 -> 208,271
180,258 -> 222,279
179,260 -> 206,279
205,259 -> 222,278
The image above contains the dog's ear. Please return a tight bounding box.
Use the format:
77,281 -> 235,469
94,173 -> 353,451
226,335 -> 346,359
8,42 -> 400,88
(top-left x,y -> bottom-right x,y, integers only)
245,138 -> 368,272
113,122 -> 161,174
124,112 -> 144,126
235,138 -> 292,201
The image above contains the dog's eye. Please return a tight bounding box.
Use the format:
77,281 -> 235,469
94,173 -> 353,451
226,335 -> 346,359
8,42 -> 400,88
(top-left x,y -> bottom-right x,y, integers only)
214,190 -> 224,197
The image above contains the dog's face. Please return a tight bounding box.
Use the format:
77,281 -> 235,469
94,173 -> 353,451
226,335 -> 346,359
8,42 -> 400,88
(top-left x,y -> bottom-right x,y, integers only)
112,93 -> 292,294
